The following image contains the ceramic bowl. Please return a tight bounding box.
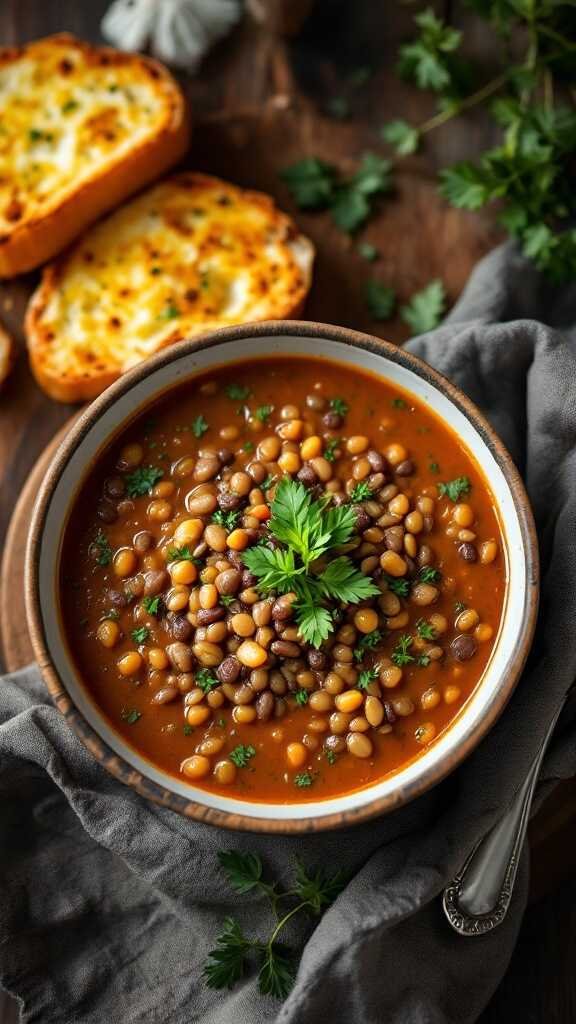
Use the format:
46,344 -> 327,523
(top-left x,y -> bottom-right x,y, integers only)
26,321 -> 539,832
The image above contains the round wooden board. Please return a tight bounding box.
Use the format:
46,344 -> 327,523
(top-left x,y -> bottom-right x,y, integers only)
0,420 -> 76,671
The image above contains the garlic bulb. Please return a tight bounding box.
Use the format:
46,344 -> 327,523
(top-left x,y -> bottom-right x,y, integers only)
101,0 -> 242,71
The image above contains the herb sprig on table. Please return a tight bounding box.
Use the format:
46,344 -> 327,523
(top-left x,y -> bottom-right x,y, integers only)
203,852 -> 348,999
382,3 -> 576,280
242,478 -> 380,648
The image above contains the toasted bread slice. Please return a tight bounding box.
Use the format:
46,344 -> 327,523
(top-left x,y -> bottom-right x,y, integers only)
0,322 -> 15,390
0,34 -> 189,278
26,173 -> 315,403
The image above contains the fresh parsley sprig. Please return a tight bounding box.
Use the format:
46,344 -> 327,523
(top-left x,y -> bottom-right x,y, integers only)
125,465 -> 163,498
203,853 -> 348,999
242,478 -> 380,648
281,152 -> 392,233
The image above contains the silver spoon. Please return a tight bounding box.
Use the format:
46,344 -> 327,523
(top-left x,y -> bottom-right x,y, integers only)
442,701 -> 564,935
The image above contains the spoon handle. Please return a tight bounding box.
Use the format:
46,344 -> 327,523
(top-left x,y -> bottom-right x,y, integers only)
442,705 -> 562,936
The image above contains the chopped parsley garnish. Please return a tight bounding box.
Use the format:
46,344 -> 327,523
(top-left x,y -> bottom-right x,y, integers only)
225,384 -> 252,400
158,302 -> 180,320
438,476 -> 471,502
416,619 -> 436,640
400,280 -> 446,334
212,509 -> 241,531
384,575 -> 410,597
392,397 -> 408,409
294,771 -> 314,788
62,99 -> 79,113
141,596 -> 161,617
357,667 -> 380,690
242,478 -> 379,648
454,600 -> 467,613
325,749 -> 337,765
29,128 -> 53,143
243,441 -> 255,453
354,629 -> 383,662
419,566 -> 441,584
358,242 -> 379,261
93,531 -> 112,566
192,414 -> 209,438
125,465 -> 164,497
329,397 -> 348,417
183,724 -> 194,736
121,708 -> 141,725
366,280 -> 396,320
294,690 -> 309,706
429,460 -> 440,473
150,266 -> 162,275
349,481 -> 374,502
262,474 -> 277,490
254,405 -> 273,423
220,595 -> 236,607
391,634 -> 415,667
417,654 -> 431,667
281,152 -> 391,233
166,544 -> 195,563
196,669 -> 220,693
323,436 -> 341,462
131,627 -> 150,645
229,744 -> 256,768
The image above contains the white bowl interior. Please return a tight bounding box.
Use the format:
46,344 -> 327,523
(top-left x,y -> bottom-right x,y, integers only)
39,334 -> 527,822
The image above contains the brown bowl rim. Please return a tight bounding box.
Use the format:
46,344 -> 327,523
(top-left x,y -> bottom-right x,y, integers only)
25,320 -> 539,832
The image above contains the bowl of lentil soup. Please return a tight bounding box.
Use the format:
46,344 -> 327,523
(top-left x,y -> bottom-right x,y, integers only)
26,322 -> 538,831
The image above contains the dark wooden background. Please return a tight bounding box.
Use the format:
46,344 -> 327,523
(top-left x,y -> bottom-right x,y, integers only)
0,2 -> 574,1021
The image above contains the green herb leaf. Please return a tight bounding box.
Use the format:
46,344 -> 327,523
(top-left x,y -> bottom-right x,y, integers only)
381,118 -> 421,155
158,302 -> 180,320
323,436 -> 341,462
366,280 -> 396,320
196,668 -> 220,693
294,771 -> 314,788
416,618 -> 436,640
218,850 -> 263,893
384,575 -> 410,597
295,689 -> 309,706
62,99 -> 79,114
419,566 -> 441,583
229,744 -> 256,768
225,384 -> 252,400
281,158 -> 336,209
220,594 -> 236,607
212,509 -> 241,531
392,397 -> 408,409
357,667 -> 380,690
417,654 -> 431,667
203,917 -> 251,990
131,627 -> 150,645
254,405 -> 274,423
354,629 -> 383,662
125,465 -> 164,498
325,749 -> 337,765
317,557 -> 380,604
429,460 -> 440,473
93,531 -> 112,566
142,595 -> 162,616
400,280 -> 446,334
258,946 -> 295,1000
438,476 -> 471,501
121,708 -> 141,724
349,481 -> 374,502
296,605 -> 334,649
166,544 -> 196,563
391,633 -> 415,667
329,397 -> 348,417
293,860 -> 348,912
358,242 -> 379,262
192,414 -> 209,438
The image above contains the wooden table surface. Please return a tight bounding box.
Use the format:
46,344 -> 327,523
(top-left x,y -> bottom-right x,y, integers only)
0,2 -> 574,1021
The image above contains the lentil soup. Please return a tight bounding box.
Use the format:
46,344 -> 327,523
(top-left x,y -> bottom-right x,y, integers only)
60,357 -> 506,802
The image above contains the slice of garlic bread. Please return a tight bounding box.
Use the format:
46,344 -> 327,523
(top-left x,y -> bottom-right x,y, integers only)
25,173 -> 315,403
0,323 -> 15,390
0,34 -> 189,277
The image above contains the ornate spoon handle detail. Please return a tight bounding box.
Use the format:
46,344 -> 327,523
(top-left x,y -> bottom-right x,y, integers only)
442,704 -> 563,936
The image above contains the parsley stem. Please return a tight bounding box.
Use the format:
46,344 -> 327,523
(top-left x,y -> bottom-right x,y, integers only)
418,71 -> 509,137
268,902 -> 308,949
538,23 -> 576,53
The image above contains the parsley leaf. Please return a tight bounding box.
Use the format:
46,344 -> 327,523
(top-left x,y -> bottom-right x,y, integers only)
192,414 -> 209,438
349,481 -> 374,502
391,634 -> 415,667
293,860 -> 348,912
93,531 -> 112,566
398,8 -> 462,93
225,384 -> 252,400
294,771 -> 314,788
166,544 -> 196,563
416,618 -> 436,640
131,627 -> 150,644
381,118 -> 421,155
258,947 -> 295,1000
366,280 -> 396,320
419,566 -> 441,583
158,302 -> 180,320
281,153 -> 391,233
142,595 -> 162,616
218,850 -> 263,893
212,509 -> 241,531
220,594 -> 236,607
203,917 -> 251,990
196,668 -> 220,693
358,242 -> 379,261
354,629 -> 383,662
323,436 -> 341,462
125,465 -> 164,498
438,476 -> 471,501
229,745 -> 256,768
384,575 -> 410,597
357,667 -> 380,690
254,405 -> 274,423
329,397 -> 348,417
400,280 -> 446,334
281,157 -> 336,208
294,690 -> 309,706
121,708 -> 141,724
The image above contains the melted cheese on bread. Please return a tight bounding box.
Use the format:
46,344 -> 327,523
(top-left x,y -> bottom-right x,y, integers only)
26,173 -> 315,401
0,34 -> 186,237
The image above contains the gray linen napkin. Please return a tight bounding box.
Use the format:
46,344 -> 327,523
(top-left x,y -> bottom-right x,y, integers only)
2,241 -> 576,1024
